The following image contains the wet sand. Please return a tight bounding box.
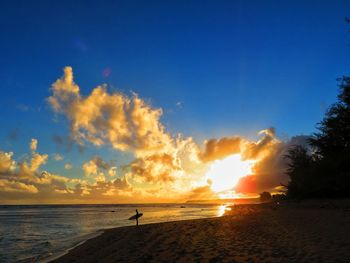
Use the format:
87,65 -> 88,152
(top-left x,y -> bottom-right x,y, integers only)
51,201 -> 350,263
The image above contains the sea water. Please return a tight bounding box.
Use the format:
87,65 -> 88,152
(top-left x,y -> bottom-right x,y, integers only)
0,204 -> 226,262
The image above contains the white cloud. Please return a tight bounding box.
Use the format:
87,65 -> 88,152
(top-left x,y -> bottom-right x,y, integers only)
30,138 -> 38,152
64,163 -> 73,170
53,154 -> 64,161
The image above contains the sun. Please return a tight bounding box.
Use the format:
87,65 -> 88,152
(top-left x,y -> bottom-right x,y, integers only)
206,154 -> 254,193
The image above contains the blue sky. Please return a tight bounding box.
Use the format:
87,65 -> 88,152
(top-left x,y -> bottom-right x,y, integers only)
1,0 -> 350,178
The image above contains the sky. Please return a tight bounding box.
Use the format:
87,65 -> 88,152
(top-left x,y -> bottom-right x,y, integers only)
0,0 -> 349,203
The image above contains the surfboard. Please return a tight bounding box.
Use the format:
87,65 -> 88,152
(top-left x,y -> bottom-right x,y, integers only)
128,213 -> 143,220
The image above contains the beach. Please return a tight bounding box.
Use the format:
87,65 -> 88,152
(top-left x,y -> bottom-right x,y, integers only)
50,201 -> 350,263
0,204 -> 224,262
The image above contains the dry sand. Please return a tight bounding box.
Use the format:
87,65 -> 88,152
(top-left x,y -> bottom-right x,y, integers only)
51,201 -> 350,263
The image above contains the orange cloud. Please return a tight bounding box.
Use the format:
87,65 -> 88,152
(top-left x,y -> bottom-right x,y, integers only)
0,179 -> 38,194
199,137 -> 243,162
235,135 -> 309,194
185,185 -> 217,201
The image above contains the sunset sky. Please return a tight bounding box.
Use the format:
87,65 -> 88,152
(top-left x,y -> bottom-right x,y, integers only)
1,0 -> 350,203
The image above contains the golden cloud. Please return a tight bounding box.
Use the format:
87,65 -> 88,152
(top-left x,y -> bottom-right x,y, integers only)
0,141 -> 136,204
82,156 -> 113,178
241,128 -> 277,160
47,67 -> 211,197
185,185 -> 217,201
48,67 -> 173,157
199,137 -> 243,162
0,151 -> 16,173
129,153 -> 180,183
0,179 -> 38,193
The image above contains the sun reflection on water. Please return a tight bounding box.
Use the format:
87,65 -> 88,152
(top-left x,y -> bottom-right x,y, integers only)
218,204 -> 232,216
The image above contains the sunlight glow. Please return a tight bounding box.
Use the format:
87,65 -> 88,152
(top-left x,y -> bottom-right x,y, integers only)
218,204 -> 232,216
206,154 -> 254,193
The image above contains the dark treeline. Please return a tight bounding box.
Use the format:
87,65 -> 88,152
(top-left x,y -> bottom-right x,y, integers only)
285,18 -> 350,199
286,77 -> 350,198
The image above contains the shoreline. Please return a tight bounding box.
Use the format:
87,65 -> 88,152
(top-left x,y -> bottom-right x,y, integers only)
38,231 -> 104,263
49,201 -> 350,263
44,216 -> 225,263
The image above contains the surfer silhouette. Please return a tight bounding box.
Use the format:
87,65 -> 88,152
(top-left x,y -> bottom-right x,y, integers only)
128,209 -> 143,225
135,209 -> 139,226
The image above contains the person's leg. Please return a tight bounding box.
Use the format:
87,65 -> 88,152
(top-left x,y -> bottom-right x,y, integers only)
136,218 -> 138,226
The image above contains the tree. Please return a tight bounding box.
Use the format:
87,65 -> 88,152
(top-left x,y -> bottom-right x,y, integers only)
286,78 -> 350,198
285,145 -> 314,198
259,191 -> 272,202
285,19 -> 350,198
309,77 -> 350,157
308,77 -> 350,197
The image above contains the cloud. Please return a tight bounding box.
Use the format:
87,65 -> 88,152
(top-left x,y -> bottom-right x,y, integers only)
0,179 -> 38,193
64,163 -> 73,170
0,140 -> 71,199
82,156 -> 111,177
199,137 -> 243,162
30,138 -> 38,152
0,151 -> 16,174
21,139 -> 48,175
129,153 -> 180,183
48,67 -> 173,157
1,67 -> 313,203
53,154 -> 64,161
113,177 -> 130,190
108,167 -> 117,177
47,67 -> 211,197
199,129 -> 310,195
185,185 -> 217,201
126,136 -> 207,191
20,152 -> 48,175
235,134 -> 310,194
241,128 -> 277,160
0,130 -> 305,203
47,68 -> 299,199
82,159 -> 98,177
0,140 -> 137,204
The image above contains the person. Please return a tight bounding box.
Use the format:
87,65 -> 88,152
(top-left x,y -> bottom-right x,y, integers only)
135,209 -> 139,226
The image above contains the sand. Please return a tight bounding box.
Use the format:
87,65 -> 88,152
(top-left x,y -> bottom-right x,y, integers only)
51,201 -> 350,263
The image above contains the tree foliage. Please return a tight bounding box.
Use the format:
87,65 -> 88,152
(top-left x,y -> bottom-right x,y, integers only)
259,191 -> 272,202
286,77 -> 350,198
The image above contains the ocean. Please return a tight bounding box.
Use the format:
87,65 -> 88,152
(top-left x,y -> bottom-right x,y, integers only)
0,203 -> 228,263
